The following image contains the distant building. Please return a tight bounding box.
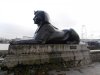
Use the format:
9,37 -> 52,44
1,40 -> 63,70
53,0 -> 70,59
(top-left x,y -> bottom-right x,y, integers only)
80,39 -> 100,50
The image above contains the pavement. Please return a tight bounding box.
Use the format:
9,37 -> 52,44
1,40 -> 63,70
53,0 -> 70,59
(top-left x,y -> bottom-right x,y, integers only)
49,62 -> 100,75
66,62 -> 100,75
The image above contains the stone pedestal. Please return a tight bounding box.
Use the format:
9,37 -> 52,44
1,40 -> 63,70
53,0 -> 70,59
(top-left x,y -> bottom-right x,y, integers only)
3,44 -> 90,75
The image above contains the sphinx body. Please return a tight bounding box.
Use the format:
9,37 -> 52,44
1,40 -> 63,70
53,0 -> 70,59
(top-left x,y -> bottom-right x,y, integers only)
10,11 -> 80,45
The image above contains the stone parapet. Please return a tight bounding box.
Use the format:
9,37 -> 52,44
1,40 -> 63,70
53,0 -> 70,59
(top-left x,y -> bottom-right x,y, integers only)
4,44 -> 90,68
90,50 -> 100,62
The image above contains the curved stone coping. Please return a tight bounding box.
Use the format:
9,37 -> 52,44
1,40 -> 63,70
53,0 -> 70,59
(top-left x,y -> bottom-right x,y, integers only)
90,50 -> 100,53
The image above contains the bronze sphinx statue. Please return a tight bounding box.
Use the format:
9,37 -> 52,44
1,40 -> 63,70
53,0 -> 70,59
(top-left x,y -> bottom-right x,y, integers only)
10,10 -> 80,45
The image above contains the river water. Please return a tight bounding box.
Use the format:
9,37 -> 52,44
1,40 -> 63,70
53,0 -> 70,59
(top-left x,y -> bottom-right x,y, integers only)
0,44 -> 9,50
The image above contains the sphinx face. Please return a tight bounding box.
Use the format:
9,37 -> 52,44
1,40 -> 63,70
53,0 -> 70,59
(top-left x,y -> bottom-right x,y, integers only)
33,11 -> 45,25
33,15 -> 42,24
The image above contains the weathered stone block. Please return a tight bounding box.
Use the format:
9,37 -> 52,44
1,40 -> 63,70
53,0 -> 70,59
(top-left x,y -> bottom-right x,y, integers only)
4,44 -> 90,68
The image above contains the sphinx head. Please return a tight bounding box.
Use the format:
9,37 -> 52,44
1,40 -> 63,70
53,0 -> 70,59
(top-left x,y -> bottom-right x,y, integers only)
33,10 -> 50,25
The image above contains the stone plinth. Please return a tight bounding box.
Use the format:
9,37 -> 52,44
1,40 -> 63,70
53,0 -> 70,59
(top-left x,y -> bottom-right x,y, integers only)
4,44 -> 90,68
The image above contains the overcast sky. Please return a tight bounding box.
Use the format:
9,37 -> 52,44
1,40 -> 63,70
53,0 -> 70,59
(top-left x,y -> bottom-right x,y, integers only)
0,0 -> 100,39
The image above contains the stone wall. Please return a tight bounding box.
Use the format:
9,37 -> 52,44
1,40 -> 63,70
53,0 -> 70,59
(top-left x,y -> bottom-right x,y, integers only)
0,50 -> 8,57
90,50 -> 100,62
4,44 -> 90,68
